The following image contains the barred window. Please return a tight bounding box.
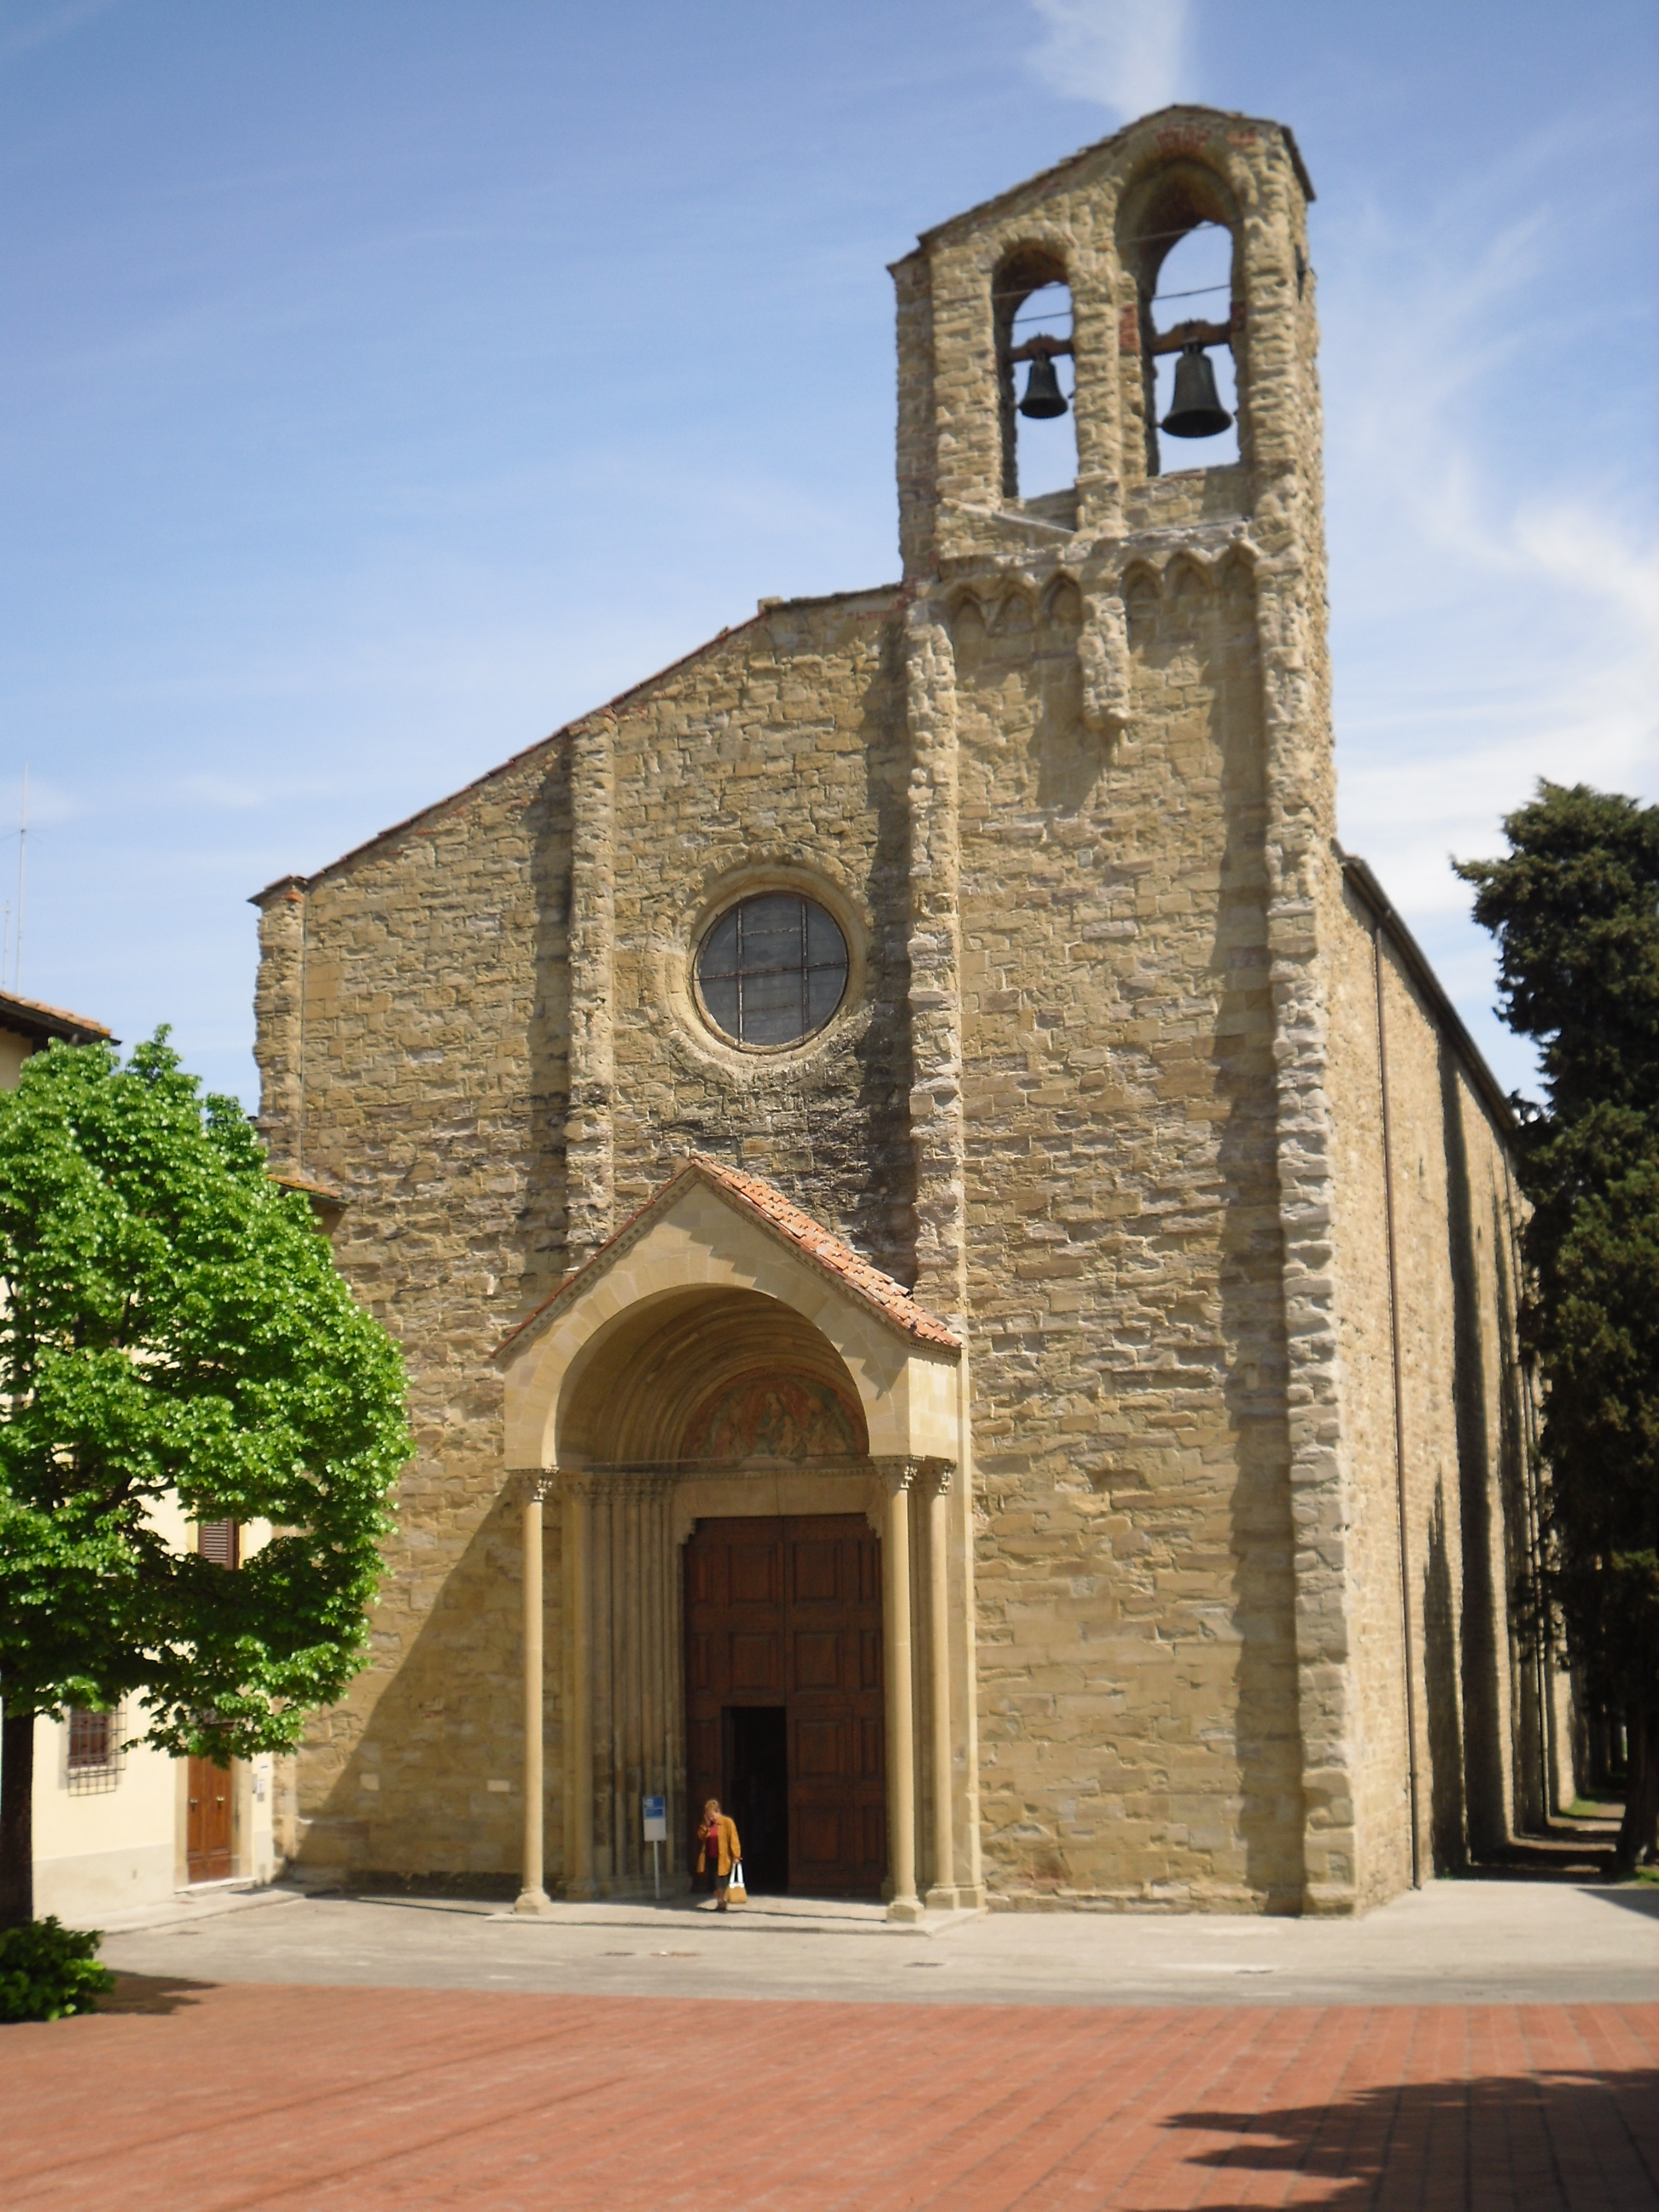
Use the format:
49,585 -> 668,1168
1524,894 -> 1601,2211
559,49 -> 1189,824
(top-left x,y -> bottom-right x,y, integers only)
67,1705 -> 125,1794
696,894 -> 848,1049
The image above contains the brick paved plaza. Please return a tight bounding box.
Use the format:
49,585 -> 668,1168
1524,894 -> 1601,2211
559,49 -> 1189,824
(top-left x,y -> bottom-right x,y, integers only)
5,1873 -> 1654,2209
7,1980 -> 1656,2209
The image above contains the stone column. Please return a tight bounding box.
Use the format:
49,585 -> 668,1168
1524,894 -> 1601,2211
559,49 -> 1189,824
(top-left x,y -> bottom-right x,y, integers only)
515,1476 -> 553,1915
905,598 -> 982,1911
563,1476 -> 597,1898
566,716 -> 615,1270
882,1463 -> 923,1923
903,602 -> 966,1331
923,1462 -> 956,1910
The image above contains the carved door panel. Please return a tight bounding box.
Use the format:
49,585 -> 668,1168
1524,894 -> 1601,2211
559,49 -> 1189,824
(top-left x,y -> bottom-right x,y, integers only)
785,1516 -> 885,1897
684,1512 -> 884,1899
684,1518 -> 784,1872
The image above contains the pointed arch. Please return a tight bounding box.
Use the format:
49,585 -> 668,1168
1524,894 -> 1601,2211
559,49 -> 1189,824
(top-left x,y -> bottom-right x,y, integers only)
1122,560 -> 1161,645
992,585 -> 1035,635
1041,573 -> 1084,630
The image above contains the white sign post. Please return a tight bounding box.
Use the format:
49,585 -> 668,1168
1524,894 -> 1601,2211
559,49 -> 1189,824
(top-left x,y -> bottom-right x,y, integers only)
643,1794 -> 667,1899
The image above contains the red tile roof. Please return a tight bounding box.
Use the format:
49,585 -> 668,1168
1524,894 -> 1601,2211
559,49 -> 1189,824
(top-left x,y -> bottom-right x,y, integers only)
269,1167 -> 351,1208
498,1155 -> 960,1358
0,990 -> 113,1048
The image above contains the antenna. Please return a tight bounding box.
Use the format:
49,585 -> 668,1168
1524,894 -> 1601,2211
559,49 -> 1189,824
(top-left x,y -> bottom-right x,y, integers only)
14,765 -> 25,994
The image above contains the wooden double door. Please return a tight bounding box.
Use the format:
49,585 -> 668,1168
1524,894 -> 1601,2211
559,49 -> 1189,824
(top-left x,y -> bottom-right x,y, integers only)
684,1514 -> 885,1899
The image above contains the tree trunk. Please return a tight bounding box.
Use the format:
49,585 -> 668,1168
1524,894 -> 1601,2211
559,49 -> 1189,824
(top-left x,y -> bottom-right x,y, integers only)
0,1705 -> 37,1929
1613,1702 -> 1659,1875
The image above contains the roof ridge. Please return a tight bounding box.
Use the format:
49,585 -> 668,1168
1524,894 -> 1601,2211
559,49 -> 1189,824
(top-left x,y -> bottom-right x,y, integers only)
0,989 -> 113,1045
251,585 -> 904,905
497,1155 -> 959,1359
901,104 -> 1312,258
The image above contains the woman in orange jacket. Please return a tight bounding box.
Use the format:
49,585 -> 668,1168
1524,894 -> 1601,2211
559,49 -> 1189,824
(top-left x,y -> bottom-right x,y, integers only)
696,1798 -> 742,1911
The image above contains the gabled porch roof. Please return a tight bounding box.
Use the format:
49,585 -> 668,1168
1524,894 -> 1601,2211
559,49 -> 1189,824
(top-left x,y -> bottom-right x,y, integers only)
497,1155 -> 959,1360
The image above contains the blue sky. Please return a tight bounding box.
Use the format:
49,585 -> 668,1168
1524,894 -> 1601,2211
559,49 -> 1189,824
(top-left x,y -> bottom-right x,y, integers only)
3,0 -> 1655,1106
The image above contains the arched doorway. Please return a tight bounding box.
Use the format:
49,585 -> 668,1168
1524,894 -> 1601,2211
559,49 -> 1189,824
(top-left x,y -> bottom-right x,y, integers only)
497,1156 -> 975,1919
560,1287 -> 888,1899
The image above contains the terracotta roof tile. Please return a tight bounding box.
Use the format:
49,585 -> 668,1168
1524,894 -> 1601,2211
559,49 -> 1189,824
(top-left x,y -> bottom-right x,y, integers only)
498,1155 -> 960,1358
690,1156 -> 960,1348
269,1167 -> 351,1207
0,989 -> 113,1047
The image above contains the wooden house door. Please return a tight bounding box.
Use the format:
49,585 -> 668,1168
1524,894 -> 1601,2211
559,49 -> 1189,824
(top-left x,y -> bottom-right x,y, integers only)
186,1757 -> 233,1883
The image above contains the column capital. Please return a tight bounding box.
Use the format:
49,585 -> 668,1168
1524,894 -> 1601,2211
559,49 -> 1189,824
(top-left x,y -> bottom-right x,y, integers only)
871,1456 -> 917,1496
871,1455 -> 954,1495
506,1469 -> 557,1505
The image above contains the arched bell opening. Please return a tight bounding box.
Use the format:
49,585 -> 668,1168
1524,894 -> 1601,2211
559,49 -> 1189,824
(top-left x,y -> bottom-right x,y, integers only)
557,1286 -> 871,1470
1117,160 -> 1243,480
992,243 -> 1078,505
1150,228 -> 1240,469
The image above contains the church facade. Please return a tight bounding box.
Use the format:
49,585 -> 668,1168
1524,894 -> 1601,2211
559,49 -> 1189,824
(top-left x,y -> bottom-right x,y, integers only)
253,107 -> 1571,1918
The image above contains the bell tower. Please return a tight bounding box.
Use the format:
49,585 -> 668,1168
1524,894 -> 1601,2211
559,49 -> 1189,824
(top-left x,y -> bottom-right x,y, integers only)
892,104 -> 1321,566
894,110 -> 1363,1916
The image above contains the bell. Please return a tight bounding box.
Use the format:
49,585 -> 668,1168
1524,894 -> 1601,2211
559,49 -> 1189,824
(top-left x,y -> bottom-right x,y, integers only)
1017,352 -> 1068,420
1161,343 -> 1232,439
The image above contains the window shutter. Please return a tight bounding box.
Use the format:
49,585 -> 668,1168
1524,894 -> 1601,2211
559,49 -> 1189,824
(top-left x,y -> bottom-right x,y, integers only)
198,1519 -> 240,1568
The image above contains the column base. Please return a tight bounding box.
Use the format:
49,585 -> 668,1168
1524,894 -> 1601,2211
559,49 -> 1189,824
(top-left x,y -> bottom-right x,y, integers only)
923,1883 -> 960,1912
513,1886 -> 555,1916
886,1895 -> 925,1924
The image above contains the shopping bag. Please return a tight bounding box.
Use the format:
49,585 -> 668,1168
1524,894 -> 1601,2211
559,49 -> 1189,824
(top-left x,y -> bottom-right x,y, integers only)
725,1859 -> 748,1904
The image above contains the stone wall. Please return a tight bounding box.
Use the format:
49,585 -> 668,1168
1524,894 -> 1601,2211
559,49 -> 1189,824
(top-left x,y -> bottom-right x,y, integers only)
254,733 -> 574,1880
956,553 -> 1302,1910
1327,864 -> 1543,1907
254,597 -> 919,1883
603,588 -> 912,1271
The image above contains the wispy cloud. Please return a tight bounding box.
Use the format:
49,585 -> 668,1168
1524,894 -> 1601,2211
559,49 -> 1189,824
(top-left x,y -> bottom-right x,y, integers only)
1318,115 -> 1657,1089
1024,0 -> 1189,120
176,774 -> 276,812
0,771 -> 77,830
0,0 -> 125,67
1325,198 -> 1656,891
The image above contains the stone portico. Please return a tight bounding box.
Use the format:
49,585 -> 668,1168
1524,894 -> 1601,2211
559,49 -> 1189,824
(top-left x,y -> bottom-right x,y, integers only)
498,1156 -> 973,1918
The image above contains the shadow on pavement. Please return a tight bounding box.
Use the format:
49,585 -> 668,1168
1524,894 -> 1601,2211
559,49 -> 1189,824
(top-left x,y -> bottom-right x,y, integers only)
1459,1810 -> 1621,1883
100,1972 -> 218,2017
1151,2067 -> 1659,2210
1586,1883 -> 1659,1918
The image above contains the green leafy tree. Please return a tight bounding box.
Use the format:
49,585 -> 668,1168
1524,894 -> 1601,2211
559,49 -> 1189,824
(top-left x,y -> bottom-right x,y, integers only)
0,1035 -> 411,1928
1456,783 -> 1659,1871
